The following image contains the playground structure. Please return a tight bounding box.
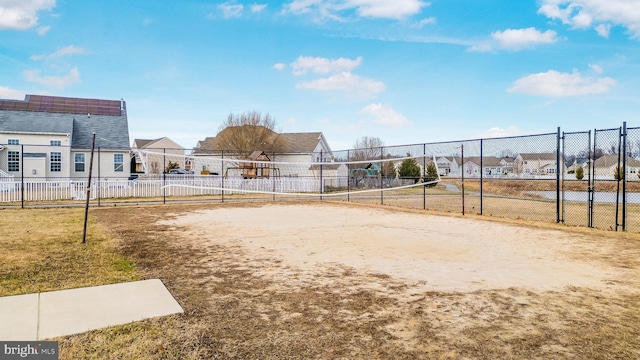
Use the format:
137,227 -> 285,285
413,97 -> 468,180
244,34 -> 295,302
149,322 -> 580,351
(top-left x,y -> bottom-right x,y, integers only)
224,151 -> 280,179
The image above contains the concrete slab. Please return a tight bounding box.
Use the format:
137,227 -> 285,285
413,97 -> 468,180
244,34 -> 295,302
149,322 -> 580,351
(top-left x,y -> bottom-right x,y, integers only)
38,279 -> 183,339
0,293 -> 39,341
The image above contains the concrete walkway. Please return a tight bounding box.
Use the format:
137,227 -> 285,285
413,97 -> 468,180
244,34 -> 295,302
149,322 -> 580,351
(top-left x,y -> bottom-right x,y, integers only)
0,279 -> 183,340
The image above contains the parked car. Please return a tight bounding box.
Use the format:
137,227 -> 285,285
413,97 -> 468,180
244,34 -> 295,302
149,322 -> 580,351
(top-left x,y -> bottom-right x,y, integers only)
167,168 -> 191,174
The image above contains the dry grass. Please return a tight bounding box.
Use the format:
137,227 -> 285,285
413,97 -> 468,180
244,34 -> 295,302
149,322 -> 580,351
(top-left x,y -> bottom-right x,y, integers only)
0,208 -> 139,296
3,203 -> 640,359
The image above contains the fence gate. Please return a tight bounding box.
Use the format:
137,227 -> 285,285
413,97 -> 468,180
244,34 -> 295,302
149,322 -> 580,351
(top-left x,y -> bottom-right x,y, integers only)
591,127 -> 624,231
561,131 -> 591,227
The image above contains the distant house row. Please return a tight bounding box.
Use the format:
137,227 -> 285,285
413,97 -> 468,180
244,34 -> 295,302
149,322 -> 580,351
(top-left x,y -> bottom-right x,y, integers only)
438,152 -> 640,178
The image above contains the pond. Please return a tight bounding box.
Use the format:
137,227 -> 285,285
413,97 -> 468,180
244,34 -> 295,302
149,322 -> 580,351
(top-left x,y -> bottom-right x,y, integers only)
527,191 -> 640,204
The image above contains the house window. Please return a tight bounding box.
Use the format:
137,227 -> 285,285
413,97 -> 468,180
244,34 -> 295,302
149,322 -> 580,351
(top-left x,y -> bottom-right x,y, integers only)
8,151 -> 20,172
547,169 -> 555,174
8,139 -> 19,145
75,153 -> 85,172
114,153 -> 124,172
50,140 -> 62,146
50,152 -> 62,172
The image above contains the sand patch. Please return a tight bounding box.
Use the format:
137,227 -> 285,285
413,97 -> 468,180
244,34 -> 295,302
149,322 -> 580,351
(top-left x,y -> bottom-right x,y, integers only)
162,203 -> 627,293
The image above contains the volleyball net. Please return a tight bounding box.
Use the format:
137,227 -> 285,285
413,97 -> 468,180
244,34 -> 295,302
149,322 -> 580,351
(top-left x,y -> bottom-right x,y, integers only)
134,149 -> 441,197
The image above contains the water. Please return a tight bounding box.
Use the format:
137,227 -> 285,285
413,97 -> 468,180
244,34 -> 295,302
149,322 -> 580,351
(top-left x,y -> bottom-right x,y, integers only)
528,191 -> 640,204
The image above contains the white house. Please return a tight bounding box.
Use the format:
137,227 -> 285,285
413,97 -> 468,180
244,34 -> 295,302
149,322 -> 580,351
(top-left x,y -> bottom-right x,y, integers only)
132,137 -> 186,174
593,154 -> 640,180
514,153 -> 563,177
0,95 -> 131,181
192,127 -> 335,178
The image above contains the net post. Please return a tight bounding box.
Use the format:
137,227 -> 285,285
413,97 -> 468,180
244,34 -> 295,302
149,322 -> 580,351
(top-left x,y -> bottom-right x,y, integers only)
163,148 -> 166,204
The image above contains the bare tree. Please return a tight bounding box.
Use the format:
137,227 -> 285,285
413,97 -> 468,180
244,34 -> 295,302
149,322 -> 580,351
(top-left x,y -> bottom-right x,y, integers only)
215,111 -> 284,154
350,136 -> 385,161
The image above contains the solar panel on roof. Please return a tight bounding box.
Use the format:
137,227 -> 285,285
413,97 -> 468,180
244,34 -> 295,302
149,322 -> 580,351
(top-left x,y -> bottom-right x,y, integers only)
0,95 -> 123,116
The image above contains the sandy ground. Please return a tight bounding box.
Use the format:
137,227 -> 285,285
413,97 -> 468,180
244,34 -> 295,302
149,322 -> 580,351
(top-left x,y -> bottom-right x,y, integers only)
163,203 -> 628,294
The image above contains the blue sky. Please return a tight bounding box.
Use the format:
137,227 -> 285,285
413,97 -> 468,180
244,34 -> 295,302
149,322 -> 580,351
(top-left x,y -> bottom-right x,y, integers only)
1,0 -> 639,150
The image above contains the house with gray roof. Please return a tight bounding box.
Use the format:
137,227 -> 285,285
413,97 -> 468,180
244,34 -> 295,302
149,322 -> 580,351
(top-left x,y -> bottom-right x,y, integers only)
132,137 -> 185,174
514,152 -> 563,177
193,127 -> 337,178
0,95 -> 131,180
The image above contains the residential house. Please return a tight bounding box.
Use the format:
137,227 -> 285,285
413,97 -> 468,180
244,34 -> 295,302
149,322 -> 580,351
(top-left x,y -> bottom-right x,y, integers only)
460,156 -> 514,178
593,154 -> 640,180
193,127 -> 337,178
0,95 -> 130,181
435,156 -> 460,176
514,153 -> 563,176
131,137 -> 185,174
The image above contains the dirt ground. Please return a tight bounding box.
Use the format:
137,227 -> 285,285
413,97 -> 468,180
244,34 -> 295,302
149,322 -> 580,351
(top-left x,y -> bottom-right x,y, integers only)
163,204 -> 631,294
82,201 -> 640,359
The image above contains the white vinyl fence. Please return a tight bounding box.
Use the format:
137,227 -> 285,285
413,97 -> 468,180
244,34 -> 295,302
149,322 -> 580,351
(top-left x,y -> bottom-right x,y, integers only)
0,176 -> 323,203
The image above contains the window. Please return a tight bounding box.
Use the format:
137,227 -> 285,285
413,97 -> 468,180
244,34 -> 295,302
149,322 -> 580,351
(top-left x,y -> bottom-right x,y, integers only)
547,168 -> 555,174
114,153 -> 124,172
8,139 -> 19,145
50,152 -> 62,172
50,140 -> 62,146
75,153 -> 85,172
8,151 -> 19,172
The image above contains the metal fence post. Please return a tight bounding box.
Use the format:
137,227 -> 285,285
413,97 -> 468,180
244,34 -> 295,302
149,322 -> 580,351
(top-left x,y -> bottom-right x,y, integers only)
461,144 -> 465,216
556,127 -> 561,223
622,121 -> 627,231
615,127 -> 622,231
590,129 -> 597,227
21,144 -> 24,208
423,143 -> 426,210
587,130 -> 593,227
380,146 -> 384,205
480,139 -> 483,215
97,147 -> 101,207
221,150 -> 225,203
347,149 -> 350,202
163,148 -> 166,204
320,149 -> 323,201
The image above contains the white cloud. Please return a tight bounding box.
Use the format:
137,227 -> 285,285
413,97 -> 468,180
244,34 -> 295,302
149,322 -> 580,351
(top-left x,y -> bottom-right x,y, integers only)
475,126 -> 522,139
538,0 -> 640,39
30,45 -> 86,61
283,0 -> 428,20
0,0 -> 55,30
37,25 -> 50,35
251,4 -> 267,12
411,17 -> 436,28
507,69 -> 616,97
23,67 -> 80,89
296,71 -> 385,97
272,63 -> 286,70
0,86 -> 26,100
589,63 -> 603,74
360,103 -> 410,127
595,23 -> 611,37
492,28 -> 558,50
218,2 -> 243,18
292,56 -> 362,75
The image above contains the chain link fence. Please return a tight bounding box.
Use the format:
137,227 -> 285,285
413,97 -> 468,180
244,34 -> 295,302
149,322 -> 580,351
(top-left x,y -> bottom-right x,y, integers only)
2,123 -> 639,232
